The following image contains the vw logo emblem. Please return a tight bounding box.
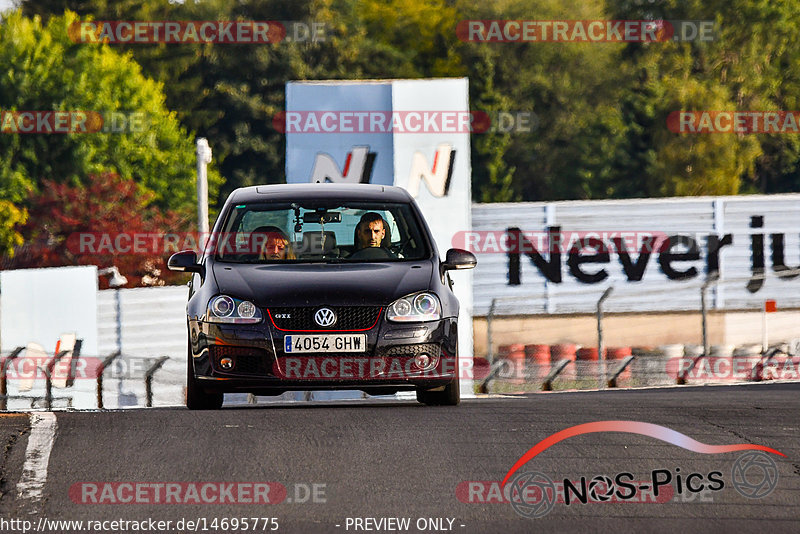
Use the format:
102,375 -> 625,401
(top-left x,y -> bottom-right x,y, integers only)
314,308 -> 336,327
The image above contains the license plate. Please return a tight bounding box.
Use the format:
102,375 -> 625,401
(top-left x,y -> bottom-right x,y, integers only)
284,334 -> 367,353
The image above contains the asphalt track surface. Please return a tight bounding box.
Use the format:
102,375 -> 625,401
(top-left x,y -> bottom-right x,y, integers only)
0,383 -> 798,534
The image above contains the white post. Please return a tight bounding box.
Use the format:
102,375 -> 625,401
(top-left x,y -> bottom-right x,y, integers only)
762,304 -> 768,353
196,138 -> 212,236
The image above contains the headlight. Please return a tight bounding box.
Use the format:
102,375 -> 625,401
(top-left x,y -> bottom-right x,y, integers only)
207,295 -> 262,324
237,300 -> 256,318
387,292 -> 440,322
211,295 -> 234,317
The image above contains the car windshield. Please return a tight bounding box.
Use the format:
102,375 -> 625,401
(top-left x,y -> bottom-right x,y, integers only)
213,201 -> 430,263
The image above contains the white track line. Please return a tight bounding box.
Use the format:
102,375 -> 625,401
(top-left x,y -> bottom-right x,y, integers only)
16,412 -> 58,506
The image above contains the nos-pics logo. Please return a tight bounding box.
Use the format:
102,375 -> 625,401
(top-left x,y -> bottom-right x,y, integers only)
309,144 -> 455,198
502,421 -> 784,519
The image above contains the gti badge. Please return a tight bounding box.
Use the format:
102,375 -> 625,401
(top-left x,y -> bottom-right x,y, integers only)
314,308 -> 336,327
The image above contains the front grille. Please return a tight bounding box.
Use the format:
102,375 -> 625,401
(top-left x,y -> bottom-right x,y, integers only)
376,343 -> 441,358
269,306 -> 382,331
209,345 -> 271,375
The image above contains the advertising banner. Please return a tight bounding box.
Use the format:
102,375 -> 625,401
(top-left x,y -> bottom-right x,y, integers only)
285,79 -> 474,393
469,195 -> 800,315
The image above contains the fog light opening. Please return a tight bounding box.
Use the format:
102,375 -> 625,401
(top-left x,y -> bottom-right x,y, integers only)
219,357 -> 234,371
414,353 -> 433,370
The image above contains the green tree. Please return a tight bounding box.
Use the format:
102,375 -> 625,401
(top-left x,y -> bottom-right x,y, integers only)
0,9 -> 221,250
466,49 -> 518,202
20,0 -> 471,203
455,0 -> 631,201
606,0 -> 800,196
21,0 -> 238,135
204,0 -> 468,200
22,0 -> 800,204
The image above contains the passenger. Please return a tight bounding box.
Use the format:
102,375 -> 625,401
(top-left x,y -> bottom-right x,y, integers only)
354,212 -> 390,250
251,226 -> 295,260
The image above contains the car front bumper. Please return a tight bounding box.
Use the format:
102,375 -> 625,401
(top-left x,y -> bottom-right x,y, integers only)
188,315 -> 458,394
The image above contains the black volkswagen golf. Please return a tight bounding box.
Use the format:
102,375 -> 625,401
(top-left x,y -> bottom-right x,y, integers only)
168,183 -> 476,409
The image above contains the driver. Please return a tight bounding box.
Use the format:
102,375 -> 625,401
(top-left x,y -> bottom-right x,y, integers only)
354,212 -> 390,250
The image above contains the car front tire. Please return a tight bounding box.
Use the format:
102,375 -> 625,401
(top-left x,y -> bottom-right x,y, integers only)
186,348 -> 224,410
416,376 -> 460,406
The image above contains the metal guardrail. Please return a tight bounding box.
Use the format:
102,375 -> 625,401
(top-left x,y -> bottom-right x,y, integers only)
480,357 -> 579,393
0,345 -> 83,410
96,351 -> 121,409
541,359 -> 571,391
45,341 -> 82,409
750,346 -> 787,382
676,354 -> 705,385
0,347 -> 171,410
607,356 -> 635,388
478,360 -> 507,394
144,356 -> 169,408
478,346 -> 800,393
0,346 -> 24,410
483,271 -> 800,381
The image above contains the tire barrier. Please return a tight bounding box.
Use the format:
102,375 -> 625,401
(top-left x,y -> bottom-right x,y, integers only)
550,344 -> 577,379
525,344 -> 551,378
479,342 -> 800,394
498,344 -> 526,384
608,347 -> 632,380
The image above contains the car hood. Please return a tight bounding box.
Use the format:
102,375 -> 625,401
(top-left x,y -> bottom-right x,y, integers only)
211,261 -> 434,307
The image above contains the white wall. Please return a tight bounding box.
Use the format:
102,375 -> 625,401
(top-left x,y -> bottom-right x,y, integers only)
1,266 -> 98,356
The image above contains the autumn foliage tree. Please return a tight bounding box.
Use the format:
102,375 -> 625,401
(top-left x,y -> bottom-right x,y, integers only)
7,172 -> 192,288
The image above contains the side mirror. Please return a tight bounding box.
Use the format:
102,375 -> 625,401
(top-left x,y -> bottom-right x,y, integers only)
442,248 -> 477,271
168,250 -> 202,273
